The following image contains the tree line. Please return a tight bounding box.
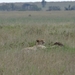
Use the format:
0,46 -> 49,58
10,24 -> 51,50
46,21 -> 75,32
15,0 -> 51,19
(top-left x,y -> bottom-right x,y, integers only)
47,5 -> 75,11
0,3 -> 41,11
0,3 -> 75,11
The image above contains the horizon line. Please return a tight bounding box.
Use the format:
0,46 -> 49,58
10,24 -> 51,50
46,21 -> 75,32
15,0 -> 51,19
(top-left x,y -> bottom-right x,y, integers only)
0,1 -> 75,3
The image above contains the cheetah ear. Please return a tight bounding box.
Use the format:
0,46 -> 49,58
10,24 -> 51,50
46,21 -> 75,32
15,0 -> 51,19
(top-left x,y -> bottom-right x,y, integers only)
36,40 -> 39,45
36,40 -> 39,42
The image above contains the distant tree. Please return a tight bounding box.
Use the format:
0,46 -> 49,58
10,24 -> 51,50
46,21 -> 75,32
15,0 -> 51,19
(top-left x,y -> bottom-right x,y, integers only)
65,5 -> 75,11
65,5 -> 71,10
1,4 -> 8,11
22,3 -> 31,10
68,5 -> 71,10
0,6 -> 2,10
41,0 -> 46,7
10,3 -> 15,10
47,6 -> 61,11
71,6 -> 75,10
0,3 -> 41,11
30,4 -> 41,11
0,3 -> 15,11
22,3 -> 41,11
7,3 -> 15,11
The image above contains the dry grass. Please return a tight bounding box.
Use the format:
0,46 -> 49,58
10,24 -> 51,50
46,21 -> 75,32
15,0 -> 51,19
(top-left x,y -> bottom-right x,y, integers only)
0,11 -> 75,75
0,48 -> 75,75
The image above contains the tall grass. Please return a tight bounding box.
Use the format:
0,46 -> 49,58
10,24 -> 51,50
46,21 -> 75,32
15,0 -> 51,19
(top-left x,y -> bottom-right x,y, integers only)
0,11 -> 75,75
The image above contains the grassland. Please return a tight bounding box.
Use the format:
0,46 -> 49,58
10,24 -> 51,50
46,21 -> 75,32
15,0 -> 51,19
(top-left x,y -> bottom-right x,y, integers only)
0,11 -> 75,75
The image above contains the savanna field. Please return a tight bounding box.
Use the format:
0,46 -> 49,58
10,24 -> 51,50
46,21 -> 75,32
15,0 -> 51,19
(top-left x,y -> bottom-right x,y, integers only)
0,11 -> 75,75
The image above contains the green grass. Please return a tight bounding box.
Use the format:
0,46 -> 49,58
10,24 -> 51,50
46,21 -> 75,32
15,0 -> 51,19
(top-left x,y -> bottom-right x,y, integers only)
0,11 -> 75,75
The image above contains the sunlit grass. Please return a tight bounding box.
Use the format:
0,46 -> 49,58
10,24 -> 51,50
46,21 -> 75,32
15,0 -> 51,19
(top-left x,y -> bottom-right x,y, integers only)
0,11 -> 75,75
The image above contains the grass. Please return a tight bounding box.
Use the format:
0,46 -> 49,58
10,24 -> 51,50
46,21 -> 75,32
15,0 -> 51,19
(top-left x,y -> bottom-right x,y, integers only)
0,11 -> 75,75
